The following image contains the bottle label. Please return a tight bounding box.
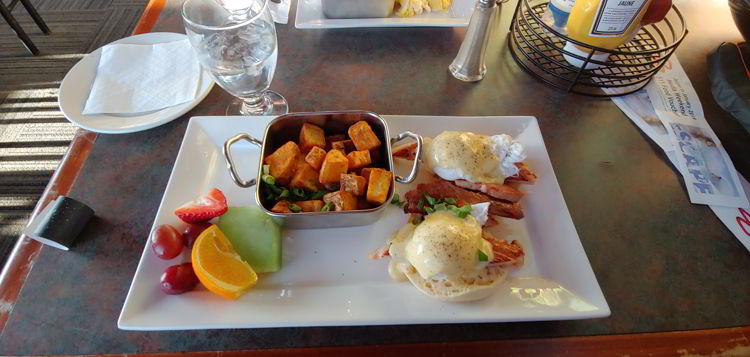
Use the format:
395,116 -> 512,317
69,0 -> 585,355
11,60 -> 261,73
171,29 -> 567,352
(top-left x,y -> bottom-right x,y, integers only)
589,0 -> 648,37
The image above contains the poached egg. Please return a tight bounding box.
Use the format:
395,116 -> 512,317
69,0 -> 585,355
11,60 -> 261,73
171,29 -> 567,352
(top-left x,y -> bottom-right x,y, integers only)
423,131 -> 526,184
388,211 -> 493,282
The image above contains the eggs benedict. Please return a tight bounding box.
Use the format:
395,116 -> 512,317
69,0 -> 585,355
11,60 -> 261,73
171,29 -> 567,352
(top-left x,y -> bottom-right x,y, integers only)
385,210 -> 524,302
391,131 -> 536,224
423,132 -> 526,185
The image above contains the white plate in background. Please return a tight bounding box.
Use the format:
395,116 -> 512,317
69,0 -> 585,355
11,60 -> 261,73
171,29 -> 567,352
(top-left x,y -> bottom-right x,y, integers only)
58,32 -> 214,134
295,0 -> 473,29
118,115 -> 609,330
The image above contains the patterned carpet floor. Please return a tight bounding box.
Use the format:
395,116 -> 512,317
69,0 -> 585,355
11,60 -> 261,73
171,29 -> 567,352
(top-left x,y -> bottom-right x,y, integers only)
0,0 -> 148,266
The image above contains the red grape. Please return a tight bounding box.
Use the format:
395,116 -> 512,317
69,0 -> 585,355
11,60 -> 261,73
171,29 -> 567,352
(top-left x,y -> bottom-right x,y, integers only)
150,224 -> 184,259
160,263 -> 199,295
183,222 -> 212,248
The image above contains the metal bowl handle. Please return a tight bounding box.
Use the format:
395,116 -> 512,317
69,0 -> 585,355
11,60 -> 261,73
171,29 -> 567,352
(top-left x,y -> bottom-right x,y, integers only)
391,131 -> 422,184
223,133 -> 263,188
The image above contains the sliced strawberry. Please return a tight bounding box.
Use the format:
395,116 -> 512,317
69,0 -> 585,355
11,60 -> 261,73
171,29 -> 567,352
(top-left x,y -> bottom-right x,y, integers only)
174,188 -> 228,223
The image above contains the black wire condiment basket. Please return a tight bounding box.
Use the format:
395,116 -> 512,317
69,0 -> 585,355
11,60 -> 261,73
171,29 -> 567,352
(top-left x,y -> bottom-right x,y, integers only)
507,0 -> 688,97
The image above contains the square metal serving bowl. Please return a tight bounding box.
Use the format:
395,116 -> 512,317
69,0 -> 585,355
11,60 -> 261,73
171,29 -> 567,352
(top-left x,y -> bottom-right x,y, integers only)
222,111 -> 422,229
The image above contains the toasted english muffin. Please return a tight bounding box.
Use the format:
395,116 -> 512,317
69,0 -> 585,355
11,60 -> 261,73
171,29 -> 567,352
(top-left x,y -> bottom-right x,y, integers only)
400,264 -> 508,302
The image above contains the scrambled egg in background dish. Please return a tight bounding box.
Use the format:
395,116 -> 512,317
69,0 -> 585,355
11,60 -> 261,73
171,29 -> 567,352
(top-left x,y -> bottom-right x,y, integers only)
394,0 -> 453,17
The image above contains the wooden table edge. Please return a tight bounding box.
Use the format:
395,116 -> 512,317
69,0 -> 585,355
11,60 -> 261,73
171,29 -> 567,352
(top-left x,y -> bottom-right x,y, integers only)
26,326 -> 750,356
0,0 -> 748,354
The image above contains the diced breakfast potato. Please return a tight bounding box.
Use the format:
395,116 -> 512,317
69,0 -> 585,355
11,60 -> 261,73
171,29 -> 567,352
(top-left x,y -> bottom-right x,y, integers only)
348,121 -> 381,151
271,200 -> 293,213
366,168 -> 392,205
290,161 -> 321,192
340,173 -> 367,196
346,150 -> 371,170
325,134 -> 348,150
304,146 -> 327,170
297,200 -> 324,212
319,149 -> 349,184
331,140 -> 355,153
299,123 -> 325,153
263,122 -> 392,214
263,141 -> 301,185
323,190 -> 357,211
360,167 -> 375,182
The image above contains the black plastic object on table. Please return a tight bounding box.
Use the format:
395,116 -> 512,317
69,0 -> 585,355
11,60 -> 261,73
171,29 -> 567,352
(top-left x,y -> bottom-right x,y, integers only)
708,42 -> 750,135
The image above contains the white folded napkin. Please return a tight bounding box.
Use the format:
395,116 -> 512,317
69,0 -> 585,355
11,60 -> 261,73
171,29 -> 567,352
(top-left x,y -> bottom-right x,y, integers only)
82,38 -> 201,115
269,0 -> 291,24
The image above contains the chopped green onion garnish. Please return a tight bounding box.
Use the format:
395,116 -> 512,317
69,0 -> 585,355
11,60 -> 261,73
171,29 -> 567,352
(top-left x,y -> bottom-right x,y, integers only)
263,165 -> 270,175
478,249 -> 488,262
279,189 -> 290,198
292,187 -> 306,198
416,198 -> 425,212
310,190 -> 327,200
268,184 -> 282,194
446,204 -> 457,210
454,204 -> 472,218
424,206 -> 435,214
266,192 -> 276,201
443,197 -> 457,205
289,204 -> 301,213
424,194 -> 437,206
433,203 -> 447,212
391,193 -> 401,205
321,202 -> 333,212
262,174 -> 276,186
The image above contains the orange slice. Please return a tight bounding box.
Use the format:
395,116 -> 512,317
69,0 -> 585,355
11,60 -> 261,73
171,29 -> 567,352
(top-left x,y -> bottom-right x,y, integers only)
191,225 -> 257,299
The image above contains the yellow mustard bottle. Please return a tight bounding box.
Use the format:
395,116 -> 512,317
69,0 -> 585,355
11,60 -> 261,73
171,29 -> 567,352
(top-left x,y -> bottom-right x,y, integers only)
564,0 -> 652,68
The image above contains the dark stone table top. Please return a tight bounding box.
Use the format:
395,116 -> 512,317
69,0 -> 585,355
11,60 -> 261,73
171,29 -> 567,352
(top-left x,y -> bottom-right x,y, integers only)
2,0 -> 749,354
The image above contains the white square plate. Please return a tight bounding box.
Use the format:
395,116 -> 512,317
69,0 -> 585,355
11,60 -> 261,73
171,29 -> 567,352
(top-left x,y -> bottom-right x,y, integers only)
118,115 -> 609,330
294,0 -> 474,29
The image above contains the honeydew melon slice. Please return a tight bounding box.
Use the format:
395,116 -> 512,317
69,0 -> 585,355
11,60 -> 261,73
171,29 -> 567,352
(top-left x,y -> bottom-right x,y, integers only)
218,206 -> 282,273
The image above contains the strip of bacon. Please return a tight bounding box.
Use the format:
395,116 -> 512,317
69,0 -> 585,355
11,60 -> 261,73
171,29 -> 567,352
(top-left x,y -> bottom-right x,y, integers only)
484,235 -> 525,267
484,216 -> 499,227
453,180 -> 524,203
368,243 -> 391,260
392,142 -> 418,160
404,181 -> 524,219
506,162 -> 537,184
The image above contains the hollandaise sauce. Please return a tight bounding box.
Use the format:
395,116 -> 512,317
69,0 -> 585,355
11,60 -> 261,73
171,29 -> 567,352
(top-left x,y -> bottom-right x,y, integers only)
424,132 -> 525,185
388,212 -> 493,282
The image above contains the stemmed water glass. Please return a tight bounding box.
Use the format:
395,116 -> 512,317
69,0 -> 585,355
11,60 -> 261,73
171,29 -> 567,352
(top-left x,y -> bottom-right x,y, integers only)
182,0 -> 288,115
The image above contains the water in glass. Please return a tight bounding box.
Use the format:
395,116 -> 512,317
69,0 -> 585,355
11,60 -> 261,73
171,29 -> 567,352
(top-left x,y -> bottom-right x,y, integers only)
183,0 -> 288,115
193,20 -> 277,98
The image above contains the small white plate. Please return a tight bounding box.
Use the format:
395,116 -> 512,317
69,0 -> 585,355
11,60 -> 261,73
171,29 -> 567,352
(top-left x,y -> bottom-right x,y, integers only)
118,115 -> 609,330
58,32 -> 214,134
295,0 -> 473,29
